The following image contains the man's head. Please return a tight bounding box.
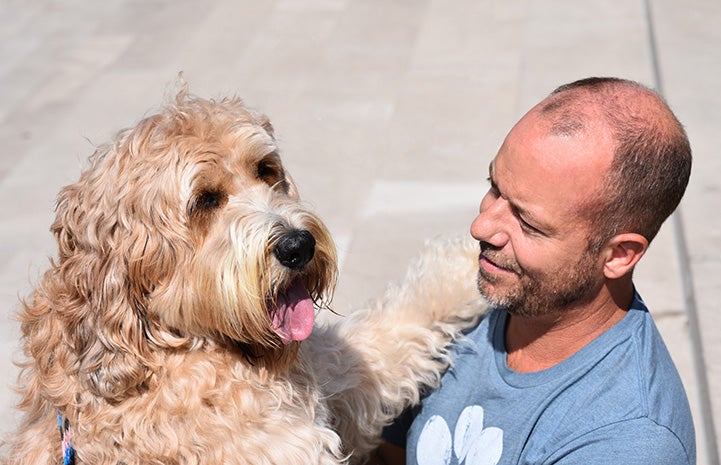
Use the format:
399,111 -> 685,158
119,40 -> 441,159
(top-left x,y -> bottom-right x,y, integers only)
470,77 -> 691,318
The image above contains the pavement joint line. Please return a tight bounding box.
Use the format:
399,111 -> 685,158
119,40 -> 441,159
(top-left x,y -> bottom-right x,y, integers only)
644,1 -> 719,463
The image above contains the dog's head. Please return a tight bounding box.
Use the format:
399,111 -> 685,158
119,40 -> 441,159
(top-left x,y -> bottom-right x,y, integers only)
45,90 -> 336,400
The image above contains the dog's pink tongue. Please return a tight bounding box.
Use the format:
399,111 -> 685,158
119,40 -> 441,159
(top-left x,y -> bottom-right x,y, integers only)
272,281 -> 315,344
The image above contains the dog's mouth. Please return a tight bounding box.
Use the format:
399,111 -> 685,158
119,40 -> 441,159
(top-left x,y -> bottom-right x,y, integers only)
268,279 -> 315,344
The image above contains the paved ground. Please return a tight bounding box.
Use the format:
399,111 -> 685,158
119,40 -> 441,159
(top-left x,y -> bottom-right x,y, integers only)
0,0 -> 719,463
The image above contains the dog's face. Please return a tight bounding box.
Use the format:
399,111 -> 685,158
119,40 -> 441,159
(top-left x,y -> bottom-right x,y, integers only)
142,96 -> 337,353
52,93 -> 336,392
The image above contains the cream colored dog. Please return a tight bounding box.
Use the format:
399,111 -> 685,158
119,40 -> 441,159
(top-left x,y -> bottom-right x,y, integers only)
2,91 -> 485,465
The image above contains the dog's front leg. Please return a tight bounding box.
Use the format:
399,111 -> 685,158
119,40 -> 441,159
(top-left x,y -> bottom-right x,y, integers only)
305,236 -> 486,464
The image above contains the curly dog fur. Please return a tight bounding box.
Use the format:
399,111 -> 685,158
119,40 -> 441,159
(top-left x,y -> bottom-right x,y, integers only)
2,90 -> 485,465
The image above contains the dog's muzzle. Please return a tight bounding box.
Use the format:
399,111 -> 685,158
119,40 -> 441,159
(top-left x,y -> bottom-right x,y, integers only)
273,229 -> 316,269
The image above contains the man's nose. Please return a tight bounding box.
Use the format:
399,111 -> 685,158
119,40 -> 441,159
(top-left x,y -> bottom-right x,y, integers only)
470,193 -> 509,248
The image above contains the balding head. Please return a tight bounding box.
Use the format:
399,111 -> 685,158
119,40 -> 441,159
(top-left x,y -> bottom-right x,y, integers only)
535,77 -> 692,250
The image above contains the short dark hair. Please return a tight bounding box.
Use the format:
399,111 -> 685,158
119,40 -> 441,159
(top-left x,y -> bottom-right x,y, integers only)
544,77 -> 692,251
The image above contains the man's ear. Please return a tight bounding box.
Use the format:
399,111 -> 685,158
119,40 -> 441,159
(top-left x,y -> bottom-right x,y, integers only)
603,233 -> 649,279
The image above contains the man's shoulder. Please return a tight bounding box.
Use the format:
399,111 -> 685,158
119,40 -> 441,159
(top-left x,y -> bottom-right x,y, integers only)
623,292 -> 690,410
626,292 -> 696,454
546,417 -> 694,464
535,292 -> 695,461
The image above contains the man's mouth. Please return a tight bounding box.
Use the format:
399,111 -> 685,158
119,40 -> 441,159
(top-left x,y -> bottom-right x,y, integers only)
480,255 -> 509,274
479,248 -> 520,275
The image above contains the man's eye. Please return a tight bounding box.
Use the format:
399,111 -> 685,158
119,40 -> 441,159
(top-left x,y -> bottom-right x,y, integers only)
519,217 -> 542,235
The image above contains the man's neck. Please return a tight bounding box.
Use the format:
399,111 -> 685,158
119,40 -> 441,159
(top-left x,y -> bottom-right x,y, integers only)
505,280 -> 634,373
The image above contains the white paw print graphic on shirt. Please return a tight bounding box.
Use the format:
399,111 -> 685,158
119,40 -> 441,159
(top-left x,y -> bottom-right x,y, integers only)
416,405 -> 503,465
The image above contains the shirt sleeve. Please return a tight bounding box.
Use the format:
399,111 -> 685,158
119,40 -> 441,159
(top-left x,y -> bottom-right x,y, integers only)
550,418 -> 694,465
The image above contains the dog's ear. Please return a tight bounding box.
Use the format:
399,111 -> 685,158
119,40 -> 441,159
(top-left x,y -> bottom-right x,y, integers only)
49,129 -> 185,402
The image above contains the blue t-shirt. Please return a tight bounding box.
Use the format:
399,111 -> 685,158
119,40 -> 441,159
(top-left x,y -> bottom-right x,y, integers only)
385,292 -> 695,464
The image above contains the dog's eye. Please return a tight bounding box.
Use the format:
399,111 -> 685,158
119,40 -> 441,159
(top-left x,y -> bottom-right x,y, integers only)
257,159 -> 283,187
192,191 -> 226,214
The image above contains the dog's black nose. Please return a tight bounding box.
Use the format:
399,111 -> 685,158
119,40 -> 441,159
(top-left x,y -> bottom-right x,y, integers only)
274,229 -> 316,270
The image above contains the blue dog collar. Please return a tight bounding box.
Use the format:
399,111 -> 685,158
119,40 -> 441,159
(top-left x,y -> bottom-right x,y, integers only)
57,411 -> 76,465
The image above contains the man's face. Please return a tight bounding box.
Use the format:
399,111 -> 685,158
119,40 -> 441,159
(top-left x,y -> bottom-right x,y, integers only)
470,106 -> 614,318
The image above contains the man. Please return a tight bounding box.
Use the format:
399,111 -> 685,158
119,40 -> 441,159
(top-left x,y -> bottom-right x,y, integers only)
374,77 -> 695,464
